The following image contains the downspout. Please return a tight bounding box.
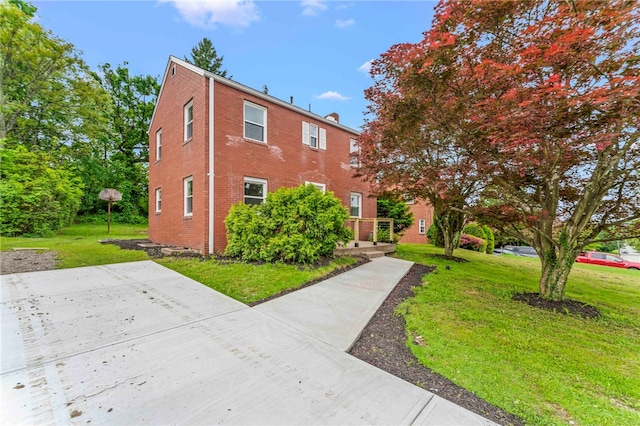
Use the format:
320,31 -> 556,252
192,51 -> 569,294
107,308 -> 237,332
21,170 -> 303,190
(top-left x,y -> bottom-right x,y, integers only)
208,77 -> 215,254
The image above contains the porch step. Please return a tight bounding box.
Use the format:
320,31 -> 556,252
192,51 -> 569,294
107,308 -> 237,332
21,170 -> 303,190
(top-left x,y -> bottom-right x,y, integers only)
160,247 -> 200,256
361,251 -> 385,259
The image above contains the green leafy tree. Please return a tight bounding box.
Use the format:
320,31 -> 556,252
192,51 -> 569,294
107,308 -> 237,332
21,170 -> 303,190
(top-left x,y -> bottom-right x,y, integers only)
81,63 -> 159,221
225,184 -> 352,263
0,145 -> 83,236
185,38 -> 230,78
0,1 -> 108,150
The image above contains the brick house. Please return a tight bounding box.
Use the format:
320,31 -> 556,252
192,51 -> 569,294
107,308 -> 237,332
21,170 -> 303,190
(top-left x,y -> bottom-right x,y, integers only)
148,56 -> 375,254
398,201 -> 434,244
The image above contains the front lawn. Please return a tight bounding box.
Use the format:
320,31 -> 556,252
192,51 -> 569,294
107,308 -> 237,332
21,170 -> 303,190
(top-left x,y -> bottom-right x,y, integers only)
156,256 -> 357,304
394,244 -> 640,426
1,223 -> 359,305
0,223 -> 150,268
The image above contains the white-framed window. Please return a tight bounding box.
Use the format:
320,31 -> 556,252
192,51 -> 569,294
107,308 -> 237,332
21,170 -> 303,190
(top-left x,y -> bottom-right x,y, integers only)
171,65 -> 176,77
306,181 -> 326,192
244,177 -> 267,205
350,192 -> 362,218
155,188 -> 162,213
419,219 -> 426,234
244,101 -> 267,143
349,138 -> 359,166
184,176 -> 193,216
302,122 -> 326,150
155,128 -> 162,161
309,123 -> 318,148
184,100 -> 193,141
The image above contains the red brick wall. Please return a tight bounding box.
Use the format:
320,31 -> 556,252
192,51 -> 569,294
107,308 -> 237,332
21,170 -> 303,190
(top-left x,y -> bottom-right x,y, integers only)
399,201 -> 434,244
149,60 -> 374,253
148,62 -> 209,252
211,81 -> 374,252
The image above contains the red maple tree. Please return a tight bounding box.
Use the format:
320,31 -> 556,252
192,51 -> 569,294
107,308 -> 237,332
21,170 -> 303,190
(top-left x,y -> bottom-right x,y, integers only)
360,0 -> 640,299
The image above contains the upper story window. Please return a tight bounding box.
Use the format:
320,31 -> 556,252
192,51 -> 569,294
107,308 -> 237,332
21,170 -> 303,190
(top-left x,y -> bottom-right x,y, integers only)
302,122 -> 326,150
350,192 -> 362,218
155,129 -> 162,161
244,102 -> 267,143
349,138 -> 359,166
184,100 -> 193,141
419,219 -> 426,234
309,124 -> 318,148
244,177 -> 267,205
184,176 -> 193,216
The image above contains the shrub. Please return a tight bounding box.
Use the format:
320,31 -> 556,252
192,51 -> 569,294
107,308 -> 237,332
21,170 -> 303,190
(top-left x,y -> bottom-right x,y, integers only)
376,192 -> 414,235
459,234 -> 487,252
463,222 -> 488,253
0,146 -> 83,236
225,184 -> 353,263
427,222 -> 445,247
483,225 -> 495,254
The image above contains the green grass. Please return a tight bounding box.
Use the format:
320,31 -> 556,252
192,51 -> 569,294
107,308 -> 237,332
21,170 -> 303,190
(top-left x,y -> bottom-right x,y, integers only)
0,223 -> 150,268
394,244 -> 640,426
156,256 -> 357,304
1,223 -> 358,305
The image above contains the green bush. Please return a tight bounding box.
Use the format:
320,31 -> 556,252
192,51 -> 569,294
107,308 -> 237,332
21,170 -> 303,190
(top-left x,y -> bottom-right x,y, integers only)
75,212 -> 148,225
483,225 -> 495,254
463,222 -> 488,253
427,222 -> 445,247
0,146 -> 83,236
376,192 -> 414,235
225,184 -> 353,263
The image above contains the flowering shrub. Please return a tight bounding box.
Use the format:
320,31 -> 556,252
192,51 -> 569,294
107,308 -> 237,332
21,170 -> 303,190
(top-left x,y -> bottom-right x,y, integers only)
459,234 -> 487,252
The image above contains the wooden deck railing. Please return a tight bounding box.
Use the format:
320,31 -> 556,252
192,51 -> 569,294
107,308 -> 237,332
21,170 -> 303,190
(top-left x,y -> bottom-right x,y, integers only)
345,218 -> 394,245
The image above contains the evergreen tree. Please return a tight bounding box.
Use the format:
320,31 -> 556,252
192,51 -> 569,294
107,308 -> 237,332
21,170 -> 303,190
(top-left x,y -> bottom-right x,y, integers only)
185,38 -> 230,78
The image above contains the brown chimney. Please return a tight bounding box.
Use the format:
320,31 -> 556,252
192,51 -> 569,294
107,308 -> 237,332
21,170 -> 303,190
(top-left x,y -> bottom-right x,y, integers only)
325,112 -> 339,123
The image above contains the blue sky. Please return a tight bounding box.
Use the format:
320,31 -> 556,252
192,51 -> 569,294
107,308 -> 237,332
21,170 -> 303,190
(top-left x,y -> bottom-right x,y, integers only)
33,1 -> 436,130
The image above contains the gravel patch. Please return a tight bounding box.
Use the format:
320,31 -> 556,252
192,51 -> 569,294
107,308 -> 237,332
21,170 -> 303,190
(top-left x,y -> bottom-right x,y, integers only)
1,250 -> 58,275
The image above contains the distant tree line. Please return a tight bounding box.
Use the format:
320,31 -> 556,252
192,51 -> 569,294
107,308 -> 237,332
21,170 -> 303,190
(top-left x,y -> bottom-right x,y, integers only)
1,1 -> 229,236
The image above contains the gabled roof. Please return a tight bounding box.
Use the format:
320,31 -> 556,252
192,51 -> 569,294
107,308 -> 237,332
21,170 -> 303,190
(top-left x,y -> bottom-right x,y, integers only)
148,55 -> 360,136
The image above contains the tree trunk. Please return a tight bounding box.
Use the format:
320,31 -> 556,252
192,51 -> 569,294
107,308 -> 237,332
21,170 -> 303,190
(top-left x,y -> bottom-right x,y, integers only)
538,250 -> 577,301
435,208 -> 464,258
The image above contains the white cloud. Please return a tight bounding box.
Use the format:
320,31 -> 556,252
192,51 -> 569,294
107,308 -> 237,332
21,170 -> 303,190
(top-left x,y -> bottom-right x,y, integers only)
300,0 -> 327,16
335,18 -> 355,28
316,91 -> 351,101
358,60 -> 373,74
160,0 -> 260,29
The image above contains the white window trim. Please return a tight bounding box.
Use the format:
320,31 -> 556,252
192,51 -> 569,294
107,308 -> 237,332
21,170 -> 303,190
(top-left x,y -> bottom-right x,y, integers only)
350,192 -> 362,218
155,188 -> 162,213
184,176 -> 193,217
184,100 -> 193,142
244,177 -> 267,205
305,181 -> 326,192
244,101 -> 267,143
302,121 -> 326,150
155,128 -> 162,161
309,123 -> 318,148
419,219 -> 426,234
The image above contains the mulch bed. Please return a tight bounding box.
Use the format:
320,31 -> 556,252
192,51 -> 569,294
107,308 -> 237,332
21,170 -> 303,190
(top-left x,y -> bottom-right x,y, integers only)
513,293 -> 601,319
349,263 -> 524,426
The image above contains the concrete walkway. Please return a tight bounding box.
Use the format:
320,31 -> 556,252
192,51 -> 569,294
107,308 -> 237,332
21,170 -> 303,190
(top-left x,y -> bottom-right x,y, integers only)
1,259 -> 496,425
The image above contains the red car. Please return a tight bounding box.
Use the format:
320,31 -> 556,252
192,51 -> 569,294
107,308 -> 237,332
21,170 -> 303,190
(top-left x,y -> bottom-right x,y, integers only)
576,251 -> 640,270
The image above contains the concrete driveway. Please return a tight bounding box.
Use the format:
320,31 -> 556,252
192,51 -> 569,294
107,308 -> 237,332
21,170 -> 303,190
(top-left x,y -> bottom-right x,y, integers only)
1,261 -> 493,425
